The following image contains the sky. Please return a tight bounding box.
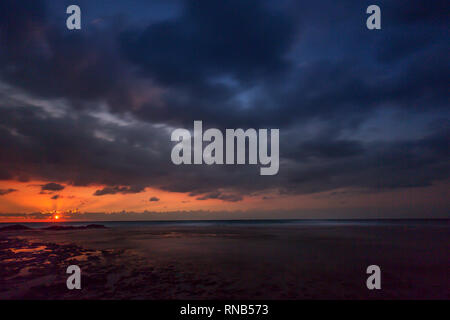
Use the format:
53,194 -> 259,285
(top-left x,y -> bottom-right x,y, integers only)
0,0 -> 448,221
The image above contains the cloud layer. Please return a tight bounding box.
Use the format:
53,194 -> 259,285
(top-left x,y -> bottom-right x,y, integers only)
0,0 -> 448,208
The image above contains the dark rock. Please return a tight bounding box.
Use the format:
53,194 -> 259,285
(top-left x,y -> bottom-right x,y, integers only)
0,224 -> 31,231
42,224 -> 106,231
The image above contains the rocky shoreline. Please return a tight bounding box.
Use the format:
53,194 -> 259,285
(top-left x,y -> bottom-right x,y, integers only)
1,224 -> 448,299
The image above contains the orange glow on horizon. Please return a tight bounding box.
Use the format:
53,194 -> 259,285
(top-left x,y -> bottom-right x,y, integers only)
0,179 -> 271,219
0,179 -> 448,222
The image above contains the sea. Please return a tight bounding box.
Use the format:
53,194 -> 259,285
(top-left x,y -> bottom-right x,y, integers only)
0,218 -> 448,229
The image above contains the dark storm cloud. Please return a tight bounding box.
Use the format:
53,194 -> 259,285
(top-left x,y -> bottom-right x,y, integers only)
0,100 -> 448,201
121,0 -> 296,85
0,97 -> 448,202
0,189 -> 17,196
94,185 -> 146,196
0,103 -> 174,188
116,0 -> 300,128
0,0 -> 448,204
0,0 -> 447,127
196,191 -> 243,202
41,183 -> 65,191
0,0 -> 154,113
287,139 -> 365,161
282,127 -> 450,194
385,0 -> 448,24
149,197 -> 160,202
115,0 -> 449,130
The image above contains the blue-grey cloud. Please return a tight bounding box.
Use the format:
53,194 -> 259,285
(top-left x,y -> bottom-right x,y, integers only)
0,0 -> 448,207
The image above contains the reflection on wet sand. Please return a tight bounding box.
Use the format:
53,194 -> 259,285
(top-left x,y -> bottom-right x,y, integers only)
0,224 -> 449,299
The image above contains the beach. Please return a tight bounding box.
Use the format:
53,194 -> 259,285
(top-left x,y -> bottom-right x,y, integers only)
0,221 -> 448,299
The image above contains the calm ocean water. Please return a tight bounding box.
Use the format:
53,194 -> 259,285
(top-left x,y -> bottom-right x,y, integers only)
0,219 -> 448,229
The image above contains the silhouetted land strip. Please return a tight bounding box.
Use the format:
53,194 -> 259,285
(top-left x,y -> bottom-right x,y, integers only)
0,224 -> 106,232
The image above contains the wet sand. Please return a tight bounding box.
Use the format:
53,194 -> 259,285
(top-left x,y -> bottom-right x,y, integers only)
0,223 -> 448,299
